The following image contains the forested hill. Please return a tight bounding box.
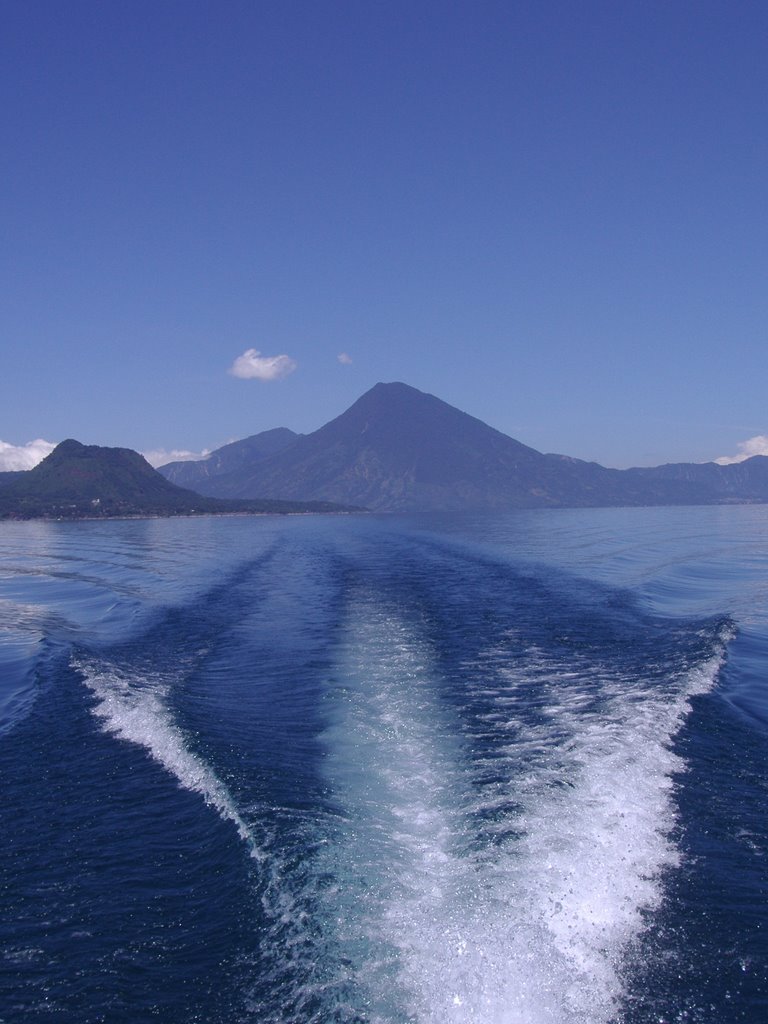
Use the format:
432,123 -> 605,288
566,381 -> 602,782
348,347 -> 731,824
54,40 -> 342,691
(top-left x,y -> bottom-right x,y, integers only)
0,440 -> 354,519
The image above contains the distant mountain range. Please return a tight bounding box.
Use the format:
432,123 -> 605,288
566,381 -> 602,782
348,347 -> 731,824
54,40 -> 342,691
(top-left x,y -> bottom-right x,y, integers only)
0,440 -> 354,520
3,384 -> 767,521
156,381 -> 768,511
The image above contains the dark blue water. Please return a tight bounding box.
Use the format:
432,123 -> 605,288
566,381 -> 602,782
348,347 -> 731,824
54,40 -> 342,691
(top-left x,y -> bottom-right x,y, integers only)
0,508 -> 766,1023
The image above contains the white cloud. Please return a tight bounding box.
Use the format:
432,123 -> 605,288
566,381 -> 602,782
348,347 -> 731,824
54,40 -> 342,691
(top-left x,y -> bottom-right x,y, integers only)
229,348 -> 297,381
337,352 -> 353,365
142,448 -> 212,469
714,435 -> 768,465
0,438 -> 57,471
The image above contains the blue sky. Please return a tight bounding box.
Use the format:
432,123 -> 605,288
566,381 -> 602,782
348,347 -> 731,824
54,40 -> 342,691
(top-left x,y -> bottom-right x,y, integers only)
2,0 -> 767,470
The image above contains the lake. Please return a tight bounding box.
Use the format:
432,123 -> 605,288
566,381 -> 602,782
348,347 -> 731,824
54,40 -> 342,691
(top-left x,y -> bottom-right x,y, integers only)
1,506 -> 766,1023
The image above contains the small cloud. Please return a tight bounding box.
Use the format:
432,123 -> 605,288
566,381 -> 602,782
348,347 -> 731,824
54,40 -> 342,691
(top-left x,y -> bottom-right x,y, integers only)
229,348 -> 297,381
0,438 -> 57,471
714,435 -> 768,465
142,448 -> 212,469
337,352 -> 353,365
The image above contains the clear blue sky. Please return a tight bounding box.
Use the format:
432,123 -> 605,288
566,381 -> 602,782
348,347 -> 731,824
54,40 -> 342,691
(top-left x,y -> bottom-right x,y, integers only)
2,0 -> 767,469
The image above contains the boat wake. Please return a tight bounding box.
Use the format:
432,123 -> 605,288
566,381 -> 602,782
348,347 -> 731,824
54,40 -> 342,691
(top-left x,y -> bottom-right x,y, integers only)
263,572 -> 732,1023
69,535 -> 734,1024
73,652 -> 264,860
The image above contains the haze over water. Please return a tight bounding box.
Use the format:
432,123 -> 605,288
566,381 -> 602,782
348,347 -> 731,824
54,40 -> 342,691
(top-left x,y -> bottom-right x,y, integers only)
1,506 -> 766,1023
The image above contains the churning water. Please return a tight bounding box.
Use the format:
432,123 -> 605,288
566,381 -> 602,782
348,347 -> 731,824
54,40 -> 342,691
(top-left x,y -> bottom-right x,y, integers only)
0,507 -> 766,1022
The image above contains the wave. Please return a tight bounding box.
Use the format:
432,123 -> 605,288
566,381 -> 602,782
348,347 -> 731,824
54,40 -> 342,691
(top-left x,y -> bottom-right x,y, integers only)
263,572 -> 734,1024
72,653 -> 264,861
444,628 -> 733,1024
242,585 -> 467,1022
63,528 -> 737,1023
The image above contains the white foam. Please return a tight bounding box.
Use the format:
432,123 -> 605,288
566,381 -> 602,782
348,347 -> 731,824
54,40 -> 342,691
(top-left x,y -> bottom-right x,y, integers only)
282,590 -> 470,1020
73,654 -> 263,859
414,635 -> 732,1024
307,603 -> 731,1024
72,586 -> 731,1023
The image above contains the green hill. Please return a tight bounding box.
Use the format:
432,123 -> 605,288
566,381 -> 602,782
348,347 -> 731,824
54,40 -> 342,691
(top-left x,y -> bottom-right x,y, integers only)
0,440 -> 355,519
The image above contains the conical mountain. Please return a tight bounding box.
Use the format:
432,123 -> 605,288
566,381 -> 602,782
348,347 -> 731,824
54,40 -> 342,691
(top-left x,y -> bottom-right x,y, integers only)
7,391 -> 768,516
198,382 -> 625,510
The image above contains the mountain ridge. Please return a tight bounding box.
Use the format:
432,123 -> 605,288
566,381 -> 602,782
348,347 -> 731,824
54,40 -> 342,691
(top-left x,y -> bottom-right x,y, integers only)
6,384 -> 768,518
158,382 -> 768,511
159,427 -> 301,489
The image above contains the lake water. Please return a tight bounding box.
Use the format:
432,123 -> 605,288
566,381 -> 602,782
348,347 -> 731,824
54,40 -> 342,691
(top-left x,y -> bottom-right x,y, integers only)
0,506 -> 766,1023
